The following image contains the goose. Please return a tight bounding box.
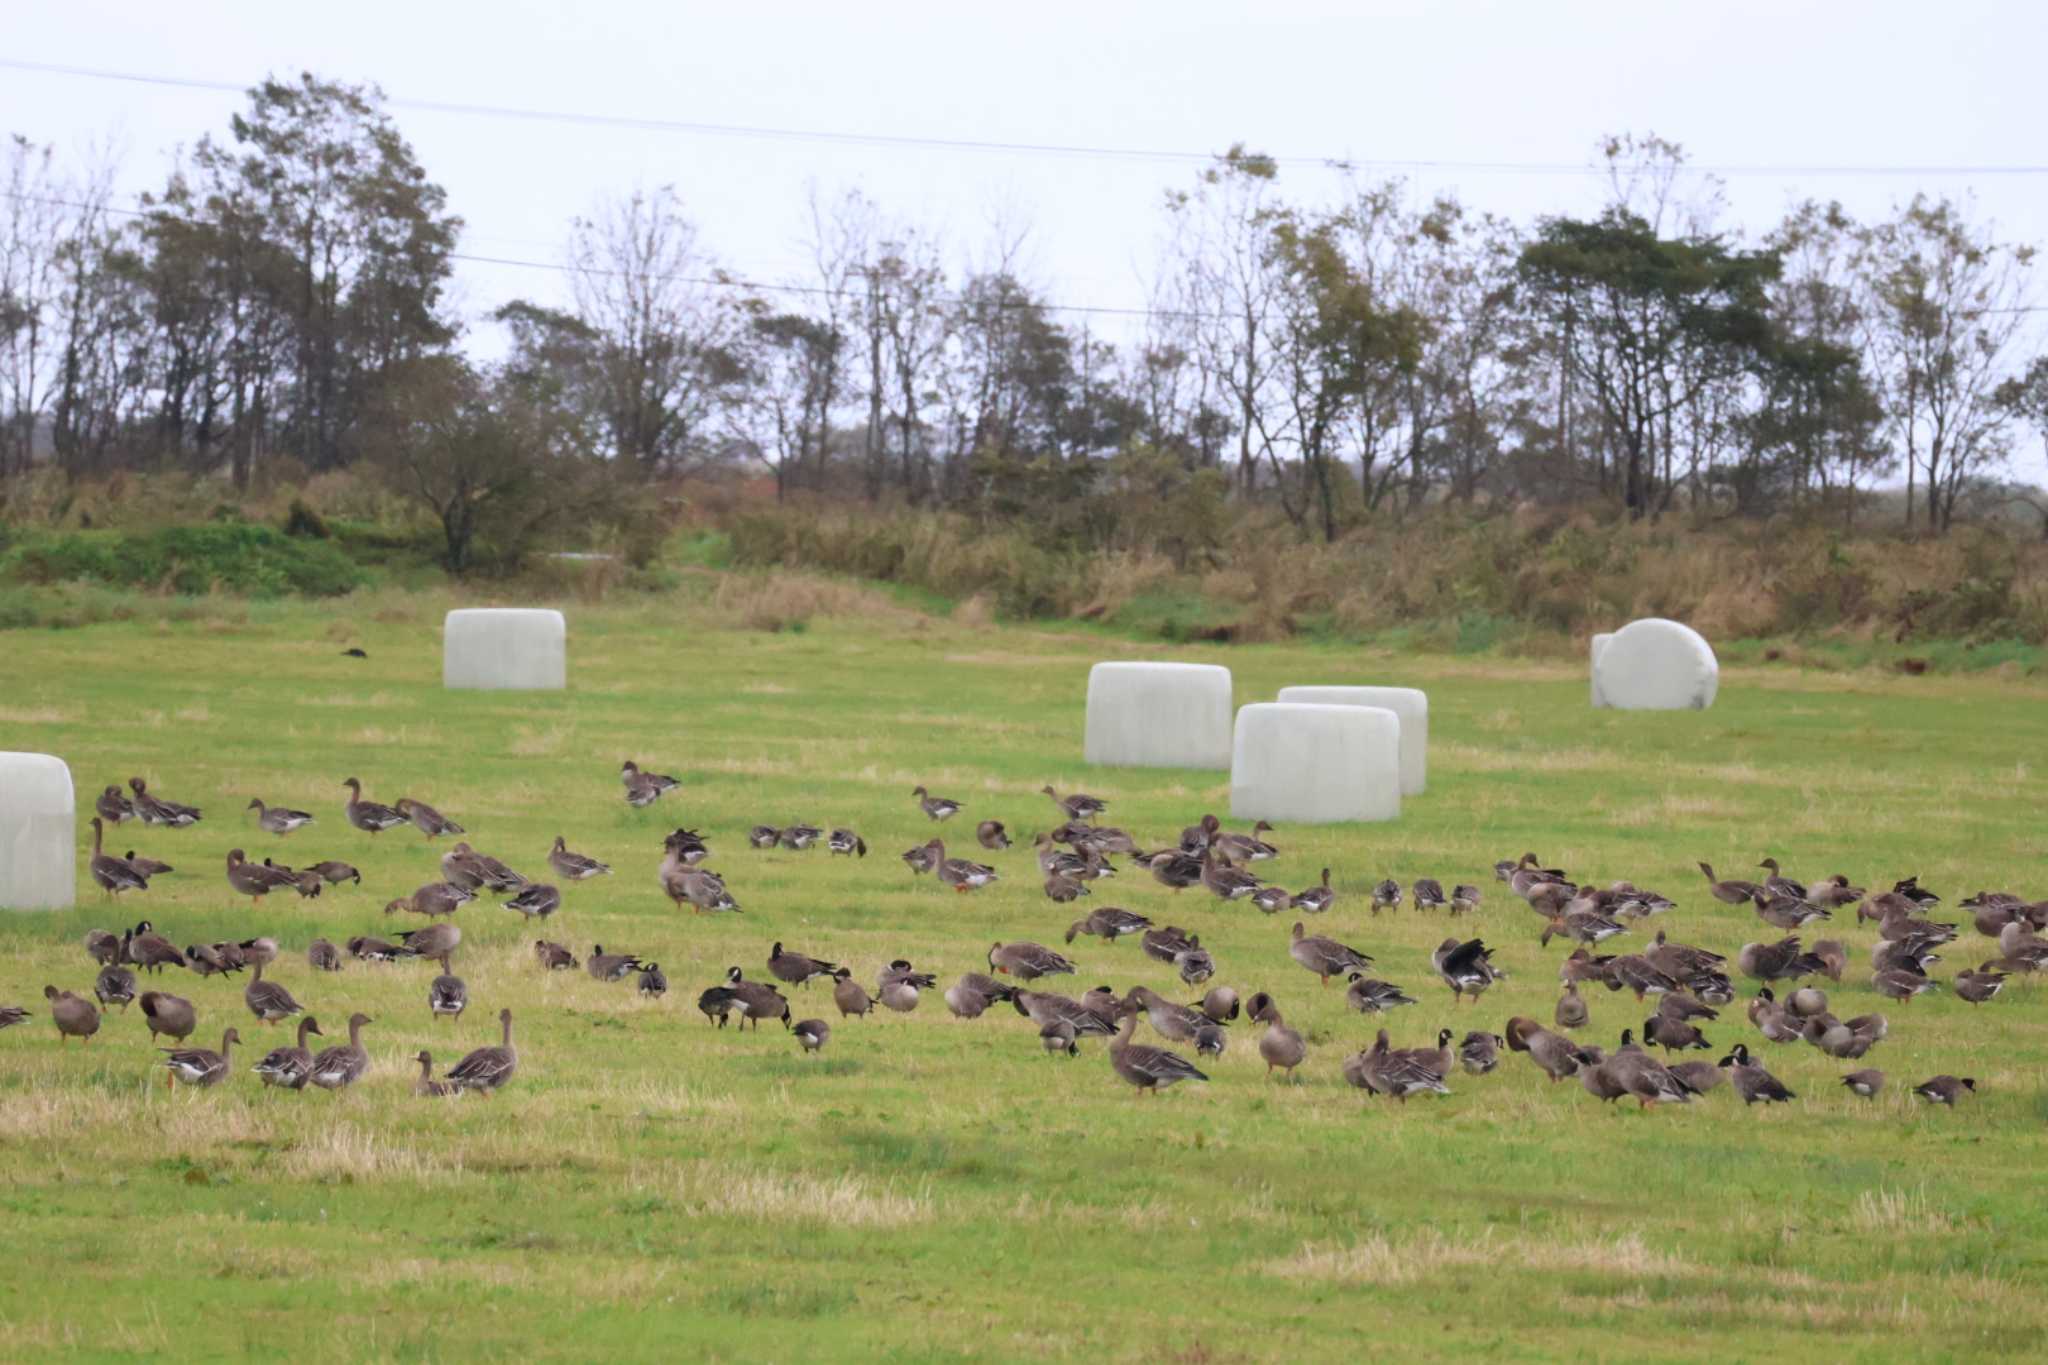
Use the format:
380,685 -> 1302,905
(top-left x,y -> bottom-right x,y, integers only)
548,836 -> 611,881
1291,868 -> 1335,915
1737,937 -> 1826,982
620,760 -> 677,807
1250,886 -> 1293,915
1174,944 -> 1216,986
588,945 -> 644,982
1873,935 -> 1945,975
1073,827 -> 1140,857
1542,910 -> 1625,949
309,1013 -> 374,1092
1954,963 -> 2009,1004
503,883 -> 562,920
1578,1054 -> 1628,1104
1289,922 -> 1372,986
1643,1013 -> 1711,1054
1555,981 -> 1590,1030
1011,989 -> 1116,1039
428,954 -> 467,1021
718,970 -> 791,1030
831,969 -> 875,1018
446,1009 -> 518,1095
84,928 -> 123,966
1912,1075 -> 1975,1106
306,860 -> 362,887
161,1027 -> 239,1089
252,1017 -> 325,1089
878,970 -> 922,1013
1784,986 -> 1829,1018
1756,858 -> 1809,901
987,941 -> 1074,980
1344,974 -> 1416,1015
242,961 -> 303,1027
660,828 -> 711,868
778,824 -> 824,851
1873,968 -> 1939,1003
1504,1016 -> 1589,1084
1699,862 -> 1763,905
769,942 -> 840,989
1065,907 -> 1152,945
1043,786 -> 1109,820
1107,1011 -> 1208,1096
943,980 -> 997,1019
96,784 -> 136,824
1196,986 -> 1240,1024
45,986 -> 99,1045
934,843 -> 999,894
1199,849 -> 1261,902
1840,1069 -> 1885,1097
900,841 -> 941,875
1369,879 -> 1403,915
125,921 -> 187,974
95,964 -> 137,1012
238,937 -> 278,970
1177,818 -> 1212,855
827,828 -> 867,858
1605,1029 -> 1695,1109
1892,876 -> 1942,907
443,843 -> 527,893
638,962 -> 668,999
534,940 -> 579,971
748,825 -> 782,849
1865,900 -> 1959,943
1123,986 -> 1209,1043
1043,870 -> 1089,904
1433,938 -> 1499,1003
1809,875 -> 1866,910
341,778 -> 406,834
794,1018 -> 830,1054
1804,939 -> 1848,983
1460,1031 -> 1504,1075
129,777 -> 202,827
139,990 -> 196,1043
1142,849 -> 1204,892
1140,926 -> 1197,965
958,973 -> 1018,1007
247,798 -> 314,835
413,1051 -> 459,1098
1448,884 -> 1482,916
1251,995 -> 1306,1080
1410,878 -> 1448,914
88,819 -> 150,897
188,942 -> 245,978
1207,817 -> 1278,863
911,785 -> 962,821
1752,892 -> 1830,931
225,849 -> 294,908
1040,1020 -> 1079,1056
1372,1028 -> 1455,1102
383,881 -> 473,920
1656,991 -> 1719,1024
976,820 -> 1011,851
1747,989 -> 1804,1044
697,986 -> 741,1026
663,864 -> 740,914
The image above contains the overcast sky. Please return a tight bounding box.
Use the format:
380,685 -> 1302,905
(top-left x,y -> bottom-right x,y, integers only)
6,0 -> 2046,473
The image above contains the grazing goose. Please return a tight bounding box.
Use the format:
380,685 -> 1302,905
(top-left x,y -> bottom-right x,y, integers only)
95,964 -> 137,1012
341,778 -> 406,834
1043,785 -> 1109,820
1107,1011 -> 1209,1096
247,798 -> 314,835
446,1009 -> 517,1095
306,860 -> 361,887
1372,1029 -> 1455,1102
831,969 -> 875,1018
1644,1013 -> 1711,1054
1657,991 -> 1719,1025
1040,1019 -> 1079,1056
1142,849 -> 1204,892
988,941 -> 1075,980
129,777 -> 202,827
748,825 -> 782,849
243,961 -> 303,1027
933,843 -> 999,894
96,784 -> 136,824
413,1051 -> 458,1098
1840,1069 -> 1885,1098
161,1027 -> 240,1089
662,863 -> 739,914
384,881 -> 473,919
139,990 -> 196,1043
587,945 -> 644,982
976,820 -> 1011,851
1665,1059 -> 1726,1096
620,760 -> 678,807
1449,884 -> 1482,916
1505,1017 -> 1590,1084
1065,907 -> 1152,945
1203,816 -> 1277,863
393,923 -> 463,964
188,943 -> 245,978
309,1013 -> 374,1092
88,819 -> 150,897
225,849 -> 294,908
45,986 -> 99,1045
1542,908 -> 1626,948
548,836 -> 611,881
1433,938 -> 1499,1003
1913,1075 -> 1975,1105
1291,868 -> 1335,915
1555,981 -> 1590,1031
428,954 -> 467,1021
1013,989 -> 1117,1039
1043,870 -> 1089,904
1605,1030 -> 1695,1109
1251,995 -> 1307,1080
1200,850 -> 1261,902
1141,925 -> 1197,965
778,824 -> 824,851
1411,878 -> 1448,914
900,841 -> 941,875
1872,968 -> 1940,1004
718,970 -> 791,1030
769,942 -> 840,989
794,1018 -> 830,1054
638,961 -> 668,999
125,922 -> 187,974
503,882 -> 562,920
1123,986 -> 1209,1043
1345,974 -> 1417,1015
1196,986 -> 1240,1024
1699,862 -> 1764,905
1459,1031 -> 1504,1075
911,785 -> 962,821
1290,922 -> 1372,986
252,1017 -> 324,1090
348,935 -> 402,963
943,979 -> 997,1019
827,828 -> 867,858
1747,989 -> 1804,1044
1250,885 -> 1293,915
534,940 -> 580,971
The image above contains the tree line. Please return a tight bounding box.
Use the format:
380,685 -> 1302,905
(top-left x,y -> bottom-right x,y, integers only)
4,77 -> 2047,569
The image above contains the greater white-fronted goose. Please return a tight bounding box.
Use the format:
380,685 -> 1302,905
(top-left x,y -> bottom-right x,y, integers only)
1505,1016 -> 1590,1084
976,820 -> 1011,851
988,941 -> 1074,980
1289,922 -> 1372,986
413,1050 -> 458,1097
1108,1010 -> 1208,1096
139,990 -> 196,1042
1250,886 -> 1292,915
900,841 -> 940,875
129,777 -> 202,827
384,881 -> 474,919
1699,862 -> 1763,905
943,979 -> 995,1019
1368,1028 -> 1454,1102
1873,968 -> 1939,1003
1433,937 -> 1499,1003
45,986 -> 99,1045
548,836 -> 610,881
1840,1068 -> 1884,1097
309,1012 -> 373,1092
1809,874 -> 1866,910
769,942 -> 840,989
1064,907 -> 1151,945
446,1009 -> 517,1095
1755,857 -> 1809,901
925,842 -> 996,894
88,818 -> 149,897
95,964 -> 136,1012
307,860 -> 361,886
125,921 -> 187,974
534,940 -> 579,971
253,1016 -> 325,1089
429,954 -> 467,1021
1043,869 -> 1089,904
1043,785 -> 1109,820
187,942 -> 244,978
1555,981 -> 1589,1030
96,784 -> 135,824
1344,973 -> 1416,1015
443,842 -> 527,893
225,848 -> 292,908
911,785 -> 961,821
1013,989 -> 1117,1039
1460,1031 -> 1504,1074
827,828 -> 867,858
1210,818 -> 1278,864
1122,986 -> 1207,1043
341,778 -> 405,834
247,798 -> 314,835
621,760 -> 679,807
831,969 -> 874,1017
1196,986 -> 1239,1024
242,961 -> 303,1028
504,883 -> 562,919
1199,850 -> 1260,902
307,938 -> 343,972
239,937 -> 278,970
161,1027 -> 239,1089
775,824 -> 823,851
1250,994 -> 1306,1080
663,864 -> 739,914
1752,891 -> 1829,931
1291,868 -> 1335,915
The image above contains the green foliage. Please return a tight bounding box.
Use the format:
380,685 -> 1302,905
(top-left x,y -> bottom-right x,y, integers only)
0,524 -> 366,597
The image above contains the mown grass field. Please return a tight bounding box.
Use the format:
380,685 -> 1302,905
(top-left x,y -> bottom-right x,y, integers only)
2,585 -> 2045,1362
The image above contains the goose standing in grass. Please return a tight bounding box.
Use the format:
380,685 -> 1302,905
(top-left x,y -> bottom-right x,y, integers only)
777,824 -> 824,851
188,943 -> 245,978
588,945 -> 644,982
85,928 -> 123,966
1043,786 -> 1109,820
1107,1010 -> 1208,1097
253,1017 -> 324,1090
1174,944 -> 1216,987
1644,1013 -> 1711,1054
306,860 -> 361,887
1433,938 -> 1499,1004
620,760 -> 679,807
1737,937 -> 1827,982
88,818 -> 150,898
1460,1031 -> 1504,1075
827,828 -> 867,858
1121,987 -> 1209,1043
384,882 -> 474,920
1450,884 -> 1482,916
161,1028 -> 239,1090
1555,981 -> 1590,1030
1368,1029 -> 1455,1102
0,1003 -> 30,1030
1370,880 -> 1403,915
1505,1016 -> 1591,1084
1040,1019 -> 1079,1056
1142,849 -> 1204,892
1840,1069 -> 1885,1098
125,922 -> 187,974
1250,885 -> 1292,915
1251,994 -> 1306,1080
933,843 -> 999,894
443,843 -> 527,893
1211,819 -> 1279,864
429,954 -> 467,1021
911,785 -> 962,821
769,943 -> 840,990
243,961 -> 303,1028
1912,1075 -> 1975,1105
97,784 -> 136,824
832,970 -> 875,1018
718,969 -> 792,1030
535,940 -> 579,971
45,986 -> 99,1045
247,798 -> 314,835
95,964 -> 136,1012
976,820 -> 1010,851
413,1051 -> 458,1098
878,961 -> 936,1013
1605,1030 -> 1695,1109
309,1013 -> 374,1092
988,941 -> 1075,980
900,840 -> 941,875
748,825 -> 781,849
1717,1044 -> 1795,1105
1043,869 -> 1089,904
1141,925 -> 1197,965
1699,862 -> 1764,905
1756,857 -> 1810,901
341,778 -> 406,834
1291,868 -> 1335,915
395,922 -> 462,963
1344,974 -> 1416,1016
1872,968 -> 1940,1004
307,939 -> 343,973
1954,963 -> 2010,1004
1200,850 -> 1261,902
627,960 -> 665,1000
1411,879 -> 1448,914
1290,922 -> 1372,986
548,836 -> 610,881
445,1009 -> 517,1095
503,882 -> 562,920
1196,986 -> 1240,1024
130,777 -> 202,827
664,864 -> 739,914
1065,907 -> 1152,946
139,990 -> 195,1043
226,849 -> 293,909
793,1018 -> 830,1054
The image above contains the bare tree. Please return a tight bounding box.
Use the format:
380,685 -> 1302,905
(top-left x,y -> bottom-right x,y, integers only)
0,137 -> 70,476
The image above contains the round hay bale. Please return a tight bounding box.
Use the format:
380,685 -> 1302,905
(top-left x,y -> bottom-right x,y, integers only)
1589,632 -> 1615,708
1275,685 -> 1428,795
1229,703 -> 1401,825
1592,619 -> 1717,711
1083,662 -> 1233,769
0,751 -> 76,910
443,609 -> 567,691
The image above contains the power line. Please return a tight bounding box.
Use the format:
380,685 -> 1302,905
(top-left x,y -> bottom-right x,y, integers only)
6,56 -> 2048,179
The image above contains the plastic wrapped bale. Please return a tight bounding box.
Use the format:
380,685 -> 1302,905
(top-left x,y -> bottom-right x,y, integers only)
1592,619 -> 1718,711
1229,703 -> 1401,825
443,609 -> 567,691
1589,633 -> 1615,708
1083,662 -> 1233,769
0,752 -> 76,910
1275,685 -> 1428,795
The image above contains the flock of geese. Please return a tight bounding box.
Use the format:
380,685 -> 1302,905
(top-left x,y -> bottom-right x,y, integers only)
6,765 -> 2030,1113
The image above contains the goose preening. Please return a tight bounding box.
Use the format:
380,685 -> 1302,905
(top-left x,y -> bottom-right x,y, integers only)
987,941 -> 1074,980
45,986 -> 99,1045
96,784 -> 136,824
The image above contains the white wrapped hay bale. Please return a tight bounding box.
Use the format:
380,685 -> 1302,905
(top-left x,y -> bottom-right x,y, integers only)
1592,618 -> 1718,711
443,609 -> 567,691
1275,685 -> 1428,795
1230,703 -> 1401,824
0,752 -> 76,910
1084,662 -> 1233,769
1589,633 -> 1615,707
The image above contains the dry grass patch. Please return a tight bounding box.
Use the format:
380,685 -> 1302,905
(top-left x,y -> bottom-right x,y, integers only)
633,1160 -> 932,1228
1849,1186 -> 1960,1234
1264,1227 -> 1692,1284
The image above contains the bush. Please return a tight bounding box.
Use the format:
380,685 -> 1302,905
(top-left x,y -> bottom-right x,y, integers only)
0,524 -> 368,597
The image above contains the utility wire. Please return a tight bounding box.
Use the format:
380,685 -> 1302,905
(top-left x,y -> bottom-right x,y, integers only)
5,57 -> 2048,179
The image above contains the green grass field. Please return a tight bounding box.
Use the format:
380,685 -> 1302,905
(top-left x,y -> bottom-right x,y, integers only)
2,588 -> 2045,1361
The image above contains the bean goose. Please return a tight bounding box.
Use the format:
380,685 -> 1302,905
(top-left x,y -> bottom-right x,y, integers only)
243,961 -> 303,1027
1122,987 -> 1208,1043
161,1027 -> 240,1089
129,777 -> 202,827
88,819 -> 150,897
1043,785 -> 1109,820
247,798 -> 314,835
96,784 -> 136,824
429,954 -> 467,1021
548,836 -> 610,881
1143,850 -> 1204,892
932,843 -> 999,894
1206,817 -> 1278,863
1251,886 -> 1293,914
341,778 -> 406,834
911,785 -> 962,821
987,941 -> 1074,980
1107,1011 -> 1209,1096
414,1051 -> 458,1098
976,820 -> 1011,851
447,1009 -> 518,1095
1290,922 -> 1372,986
1252,995 -> 1307,1080
309,1013 -> 374,1092
45,986 -> 99,1045
252,1017 -> 325,1089
1756,857 -> 1809,901
1291,868 -> 1335,915
139,990 -> 196,1042
1065,907 -> 1152,945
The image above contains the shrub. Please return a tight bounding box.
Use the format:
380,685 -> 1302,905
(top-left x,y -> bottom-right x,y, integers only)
0,525 -> 367,597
